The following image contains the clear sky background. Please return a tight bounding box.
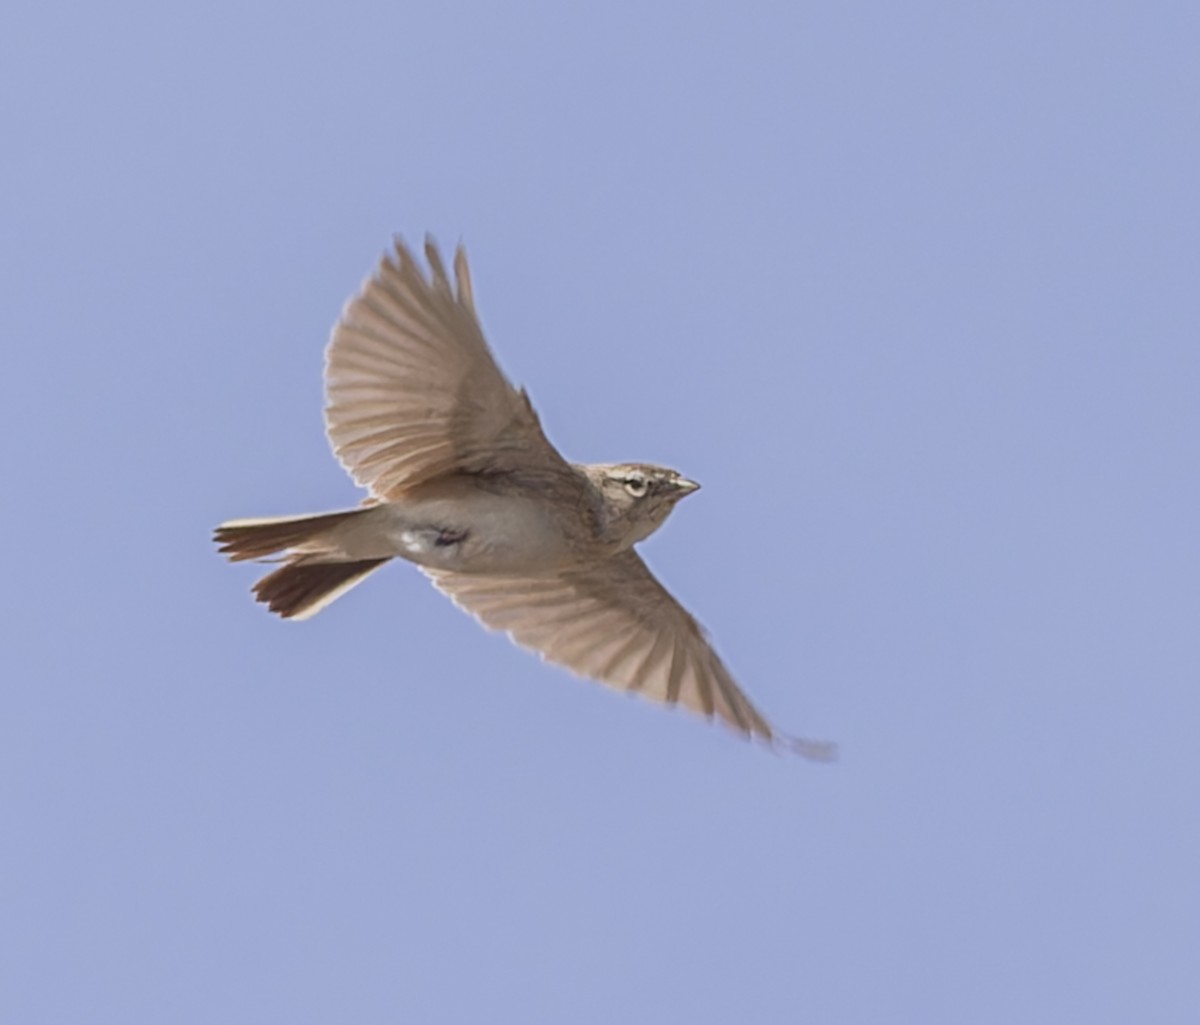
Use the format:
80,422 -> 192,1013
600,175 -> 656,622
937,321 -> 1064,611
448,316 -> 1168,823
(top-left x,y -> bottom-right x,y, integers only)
3,3 -> 1197,1022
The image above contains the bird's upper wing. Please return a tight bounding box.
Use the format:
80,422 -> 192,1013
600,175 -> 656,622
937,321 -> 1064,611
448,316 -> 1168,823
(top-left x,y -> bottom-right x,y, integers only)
426,551 -> 835,758
325,238 -> 570,498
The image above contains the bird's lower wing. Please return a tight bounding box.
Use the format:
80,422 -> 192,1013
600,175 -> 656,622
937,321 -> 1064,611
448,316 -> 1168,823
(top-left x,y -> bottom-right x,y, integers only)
426,551 -> 835,758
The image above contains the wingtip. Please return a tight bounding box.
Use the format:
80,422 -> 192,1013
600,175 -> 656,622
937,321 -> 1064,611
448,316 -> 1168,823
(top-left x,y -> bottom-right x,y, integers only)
422,235 -> 453,294
776,734 -> 839,762
453,241 -> 474,311
380,233 -> 472,308
388,232 -> 411,263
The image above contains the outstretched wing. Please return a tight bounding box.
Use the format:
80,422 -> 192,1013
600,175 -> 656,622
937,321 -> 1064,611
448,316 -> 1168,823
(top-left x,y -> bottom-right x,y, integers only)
325,238 -> 570,498
427,551 -> 835,759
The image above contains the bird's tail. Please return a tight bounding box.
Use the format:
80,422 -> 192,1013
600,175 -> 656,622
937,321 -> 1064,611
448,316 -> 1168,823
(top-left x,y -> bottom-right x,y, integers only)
214,510 -> 390,619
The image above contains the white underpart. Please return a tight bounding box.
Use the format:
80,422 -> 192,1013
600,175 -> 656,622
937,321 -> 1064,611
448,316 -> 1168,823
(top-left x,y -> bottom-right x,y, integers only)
399,527 -> 443,556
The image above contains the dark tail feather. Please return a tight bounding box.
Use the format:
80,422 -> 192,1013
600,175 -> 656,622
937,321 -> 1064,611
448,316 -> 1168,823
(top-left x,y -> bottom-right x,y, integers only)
213,509 -> 367,562
214,508 -> 388,619
251,558 -> 390,619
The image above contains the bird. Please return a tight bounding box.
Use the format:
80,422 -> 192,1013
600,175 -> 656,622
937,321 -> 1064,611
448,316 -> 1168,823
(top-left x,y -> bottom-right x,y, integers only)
214,237 -> 835,760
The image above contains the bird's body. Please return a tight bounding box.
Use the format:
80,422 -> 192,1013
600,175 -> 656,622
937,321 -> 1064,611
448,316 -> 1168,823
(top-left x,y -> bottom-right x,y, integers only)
254,473 -> 587,573
215,237 -> 834,759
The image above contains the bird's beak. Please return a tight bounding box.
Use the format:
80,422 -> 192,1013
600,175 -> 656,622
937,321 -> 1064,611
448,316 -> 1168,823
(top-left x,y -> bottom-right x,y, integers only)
674,477 -> 701,496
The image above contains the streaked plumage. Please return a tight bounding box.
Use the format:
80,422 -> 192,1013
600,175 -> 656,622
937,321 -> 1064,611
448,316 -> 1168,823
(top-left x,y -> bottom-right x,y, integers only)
215,238 -> 834,759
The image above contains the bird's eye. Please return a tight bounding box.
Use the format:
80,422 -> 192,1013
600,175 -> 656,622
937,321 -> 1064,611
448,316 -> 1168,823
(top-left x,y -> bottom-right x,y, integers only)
624,474 -> 649,497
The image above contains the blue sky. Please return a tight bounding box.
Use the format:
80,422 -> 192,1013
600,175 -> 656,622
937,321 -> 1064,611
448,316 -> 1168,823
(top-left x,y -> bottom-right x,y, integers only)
3,2 -> 1198,1022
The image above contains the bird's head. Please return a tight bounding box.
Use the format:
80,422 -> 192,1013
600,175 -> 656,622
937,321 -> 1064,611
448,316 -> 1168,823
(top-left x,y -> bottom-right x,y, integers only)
586,462 -> 701,547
